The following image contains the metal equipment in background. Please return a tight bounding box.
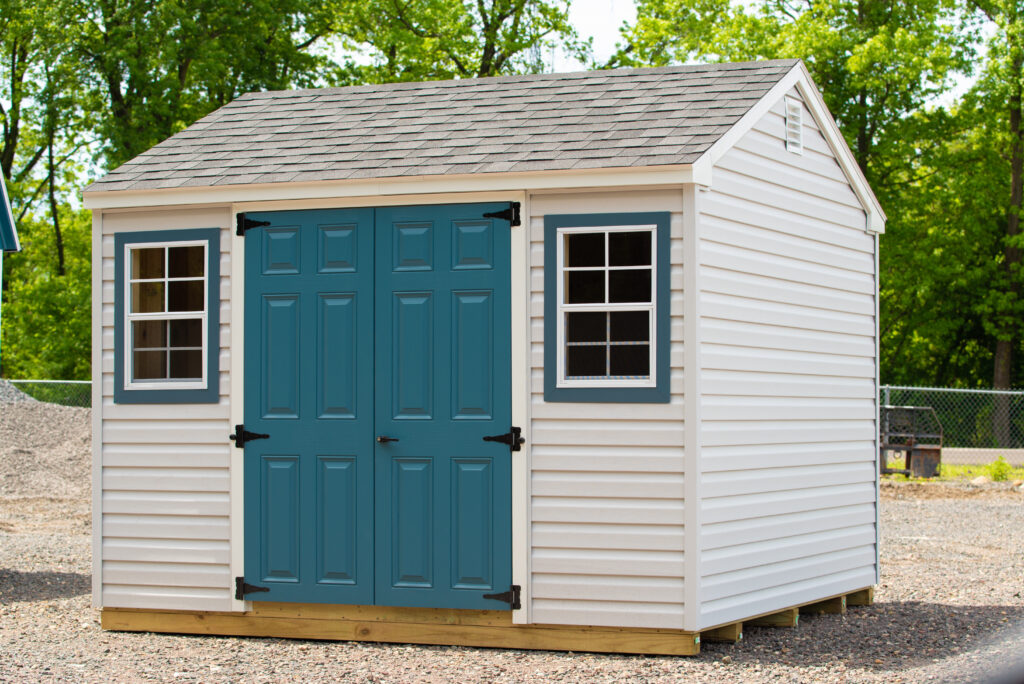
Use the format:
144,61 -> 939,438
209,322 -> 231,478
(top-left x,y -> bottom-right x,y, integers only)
880,405 -> 944,478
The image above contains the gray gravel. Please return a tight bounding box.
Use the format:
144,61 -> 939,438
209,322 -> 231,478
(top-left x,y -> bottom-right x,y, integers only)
0,379 -> 36,403
2,403 -> 1024,683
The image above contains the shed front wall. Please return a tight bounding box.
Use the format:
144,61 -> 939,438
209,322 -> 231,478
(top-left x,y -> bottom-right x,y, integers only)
527,189 -> 686,629
696,89 -> 879,628
94,188 -> 689,630
97,206 -> 234,611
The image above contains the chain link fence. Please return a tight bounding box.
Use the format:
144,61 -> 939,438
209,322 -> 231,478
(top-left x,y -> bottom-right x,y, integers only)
881,385 -> 1024,466
5,379 -> 91,407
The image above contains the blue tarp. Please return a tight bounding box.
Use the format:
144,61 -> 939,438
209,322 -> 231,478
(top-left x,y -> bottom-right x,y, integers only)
0,177 -> 19,253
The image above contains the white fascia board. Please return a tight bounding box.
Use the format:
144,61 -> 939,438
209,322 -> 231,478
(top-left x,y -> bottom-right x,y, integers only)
696,61 -> 887,235
83,165 -> 700,210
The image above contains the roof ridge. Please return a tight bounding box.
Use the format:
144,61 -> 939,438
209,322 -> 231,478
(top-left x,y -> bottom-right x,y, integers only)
237,59 -> 802,101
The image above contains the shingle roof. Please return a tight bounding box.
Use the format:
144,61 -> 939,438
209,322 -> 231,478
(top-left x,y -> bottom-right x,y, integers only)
0,177 -> 19,253
87,59 -> 800,193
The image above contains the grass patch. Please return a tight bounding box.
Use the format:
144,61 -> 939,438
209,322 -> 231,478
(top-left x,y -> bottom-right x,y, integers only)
884,456 -> 1024,482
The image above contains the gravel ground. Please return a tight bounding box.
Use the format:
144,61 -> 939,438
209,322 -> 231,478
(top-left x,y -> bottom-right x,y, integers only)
2,404 -> 1024,683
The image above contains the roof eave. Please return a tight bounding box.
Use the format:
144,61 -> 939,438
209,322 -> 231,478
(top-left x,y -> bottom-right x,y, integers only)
83,163 -> 705,211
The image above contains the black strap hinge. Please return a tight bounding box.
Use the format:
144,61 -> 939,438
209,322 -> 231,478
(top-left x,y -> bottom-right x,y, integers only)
235,576 -> 270,600
483,584 -> 521,610
483,426 -> 524,453
236,213 -> 270,236
482,202 -> 521,227
230,424 -> 270,448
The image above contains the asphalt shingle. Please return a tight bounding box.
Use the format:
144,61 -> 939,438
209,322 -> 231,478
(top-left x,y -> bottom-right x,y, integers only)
87,60 -> 799,192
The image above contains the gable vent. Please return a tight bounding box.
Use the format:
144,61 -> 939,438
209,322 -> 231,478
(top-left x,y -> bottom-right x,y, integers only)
785,96 -> 803,154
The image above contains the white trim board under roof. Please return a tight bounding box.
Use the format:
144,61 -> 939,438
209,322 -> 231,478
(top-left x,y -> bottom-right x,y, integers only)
83,60 -> 884,233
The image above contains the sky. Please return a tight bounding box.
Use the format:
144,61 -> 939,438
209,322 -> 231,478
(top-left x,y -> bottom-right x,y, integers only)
552,0 -> 637,72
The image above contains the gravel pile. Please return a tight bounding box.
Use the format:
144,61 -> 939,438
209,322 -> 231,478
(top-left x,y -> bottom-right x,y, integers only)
0,379 -> 36,403
0,401 -> 90,498
1,404 -> 1023,682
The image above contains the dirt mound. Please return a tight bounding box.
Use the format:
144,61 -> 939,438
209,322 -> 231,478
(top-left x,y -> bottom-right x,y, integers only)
881,478 -> 1024,501
0,379 -> 37,403
0,402 -> 90,498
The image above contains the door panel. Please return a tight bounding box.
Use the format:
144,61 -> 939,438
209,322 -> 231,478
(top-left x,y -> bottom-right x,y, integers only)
244,208 -> 375,605
374,203 -> 512,610
245,203 -> 512,610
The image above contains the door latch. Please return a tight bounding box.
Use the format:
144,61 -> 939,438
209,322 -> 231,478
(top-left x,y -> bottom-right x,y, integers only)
230,424 -> 270,448
482,426 -> 524,453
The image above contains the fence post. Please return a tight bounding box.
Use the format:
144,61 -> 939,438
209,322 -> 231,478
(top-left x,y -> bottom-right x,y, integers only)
883,386 -> 890,407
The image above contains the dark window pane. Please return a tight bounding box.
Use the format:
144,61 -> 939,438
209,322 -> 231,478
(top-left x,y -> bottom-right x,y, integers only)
169,246 -> 205,278
566,271 -> 605,303
609,231 -> 651,266
611,345 -> 650,376
609,269 -> 651,303
567,312 -> 606,342
566,345 -> 607,377
566,232 -> 605,267
133,350 -> 167,380
131,248 -> 164,279
168,280 -> 204,312
170,319 -> 203,347
170,349 -> 203,379
132,320 -> 167,349
610,311 -> 650,342
131,282 -> 164,313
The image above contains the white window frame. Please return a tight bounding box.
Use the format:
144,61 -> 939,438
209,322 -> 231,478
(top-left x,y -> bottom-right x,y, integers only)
555,224 -> 657,389
122,239 -> 209,392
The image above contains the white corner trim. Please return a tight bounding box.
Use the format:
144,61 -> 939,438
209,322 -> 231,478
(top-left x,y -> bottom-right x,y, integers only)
695,62 -> 886,235
681,183 -> 703,631
510,190 -> 531,625
228,210 -> 247,611
82,166 -> 701,211
90,211 -> 104,608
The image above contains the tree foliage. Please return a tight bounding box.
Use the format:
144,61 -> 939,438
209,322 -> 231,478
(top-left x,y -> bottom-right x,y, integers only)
0,0 -> 586,379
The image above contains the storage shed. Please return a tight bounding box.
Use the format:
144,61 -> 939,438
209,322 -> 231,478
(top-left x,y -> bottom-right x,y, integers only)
84,59 -> 883,656
0,176 -> 21,366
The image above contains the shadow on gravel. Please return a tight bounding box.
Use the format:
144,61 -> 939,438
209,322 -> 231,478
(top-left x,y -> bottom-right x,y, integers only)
0,568 -> 91,603
705,602 -> 1024,672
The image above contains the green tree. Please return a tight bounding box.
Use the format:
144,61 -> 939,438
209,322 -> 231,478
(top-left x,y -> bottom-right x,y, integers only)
75,0 -> 339,168
0,208 -> 91,379
334,0 -> 589,82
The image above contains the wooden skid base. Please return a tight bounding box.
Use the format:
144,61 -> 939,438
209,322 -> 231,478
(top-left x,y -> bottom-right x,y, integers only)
101,603 -> 701,656
701,621 -> 743,643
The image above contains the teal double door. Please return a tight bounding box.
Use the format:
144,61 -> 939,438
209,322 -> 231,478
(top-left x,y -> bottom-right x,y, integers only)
242,203 -> 513,609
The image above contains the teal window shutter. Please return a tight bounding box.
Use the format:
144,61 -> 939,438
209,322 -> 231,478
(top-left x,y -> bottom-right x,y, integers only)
543,212 -> 671,403
114,228 -> 221,404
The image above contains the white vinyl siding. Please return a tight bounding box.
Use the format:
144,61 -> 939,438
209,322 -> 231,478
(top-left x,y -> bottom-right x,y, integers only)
98,206 -> 234,611
696,89 -> 878,629
529,189 -> 686,629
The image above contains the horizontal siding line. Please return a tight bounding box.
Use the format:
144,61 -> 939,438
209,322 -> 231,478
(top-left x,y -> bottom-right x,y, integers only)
699,241 -> 873,295
702,187 -> 866,240
699,339 -> 874,363
700,545 -> 874,594
699,363 -> 874,381
711,166 -> 866,229
699,265 -> 874,312
700,192 -> 868,259
701,481 -> 874,512
700,294 -> 874,337
701,527 -> 875,577
716,146 -> 863,212
702,504 -> 875,551
702,523 -> 874,560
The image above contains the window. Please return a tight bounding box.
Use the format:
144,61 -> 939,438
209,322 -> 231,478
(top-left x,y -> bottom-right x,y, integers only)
114,228 -> 220,404
544,212 -> 670,403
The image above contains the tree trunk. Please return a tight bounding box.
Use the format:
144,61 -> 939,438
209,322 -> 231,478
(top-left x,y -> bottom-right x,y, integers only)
46,129 -> 64,277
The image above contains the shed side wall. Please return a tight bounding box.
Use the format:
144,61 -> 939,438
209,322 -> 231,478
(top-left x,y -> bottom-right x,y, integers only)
698,90 -> 878,628
528,189 -> 686,629
99,207 -> 234,611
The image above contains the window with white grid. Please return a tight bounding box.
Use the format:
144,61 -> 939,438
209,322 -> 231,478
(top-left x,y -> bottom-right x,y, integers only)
556,225 -> 656,388
123,240 -> 208,389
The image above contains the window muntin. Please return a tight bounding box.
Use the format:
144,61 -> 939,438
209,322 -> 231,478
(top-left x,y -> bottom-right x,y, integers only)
123,241 -> 208,390
556,225 -> 656,388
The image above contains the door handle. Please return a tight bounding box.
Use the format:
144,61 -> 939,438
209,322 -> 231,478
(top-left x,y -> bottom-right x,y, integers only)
376,436 -> 400,444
